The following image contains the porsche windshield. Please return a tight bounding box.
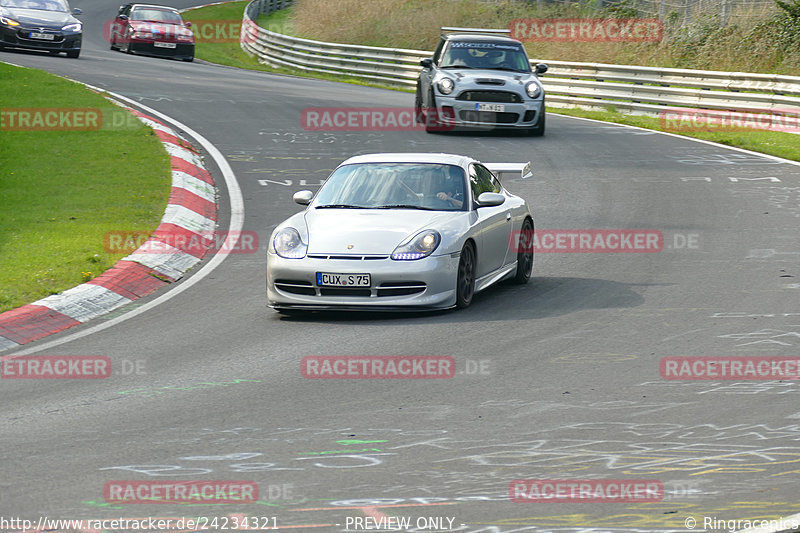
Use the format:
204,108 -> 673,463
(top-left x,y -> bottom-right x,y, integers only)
312,163 -> 467,211
440,41 -> 531,72
1,0 -> 68,11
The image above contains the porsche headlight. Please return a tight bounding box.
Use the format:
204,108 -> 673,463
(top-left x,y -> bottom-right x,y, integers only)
391,230 -> 441,261
525,81 -> 542,99
273,227 -> 307,259
438,78 -> 455,95
0,15 -> 20,26
62,22 -> 82,32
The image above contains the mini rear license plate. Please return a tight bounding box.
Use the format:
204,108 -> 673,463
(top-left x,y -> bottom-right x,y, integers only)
316,272 -> 371,287
153,41 -> 177,48
476,103 -> 505,112
29,32 -> 55,40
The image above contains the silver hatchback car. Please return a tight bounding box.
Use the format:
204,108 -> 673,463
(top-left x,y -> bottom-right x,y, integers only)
416,27 -> 548,135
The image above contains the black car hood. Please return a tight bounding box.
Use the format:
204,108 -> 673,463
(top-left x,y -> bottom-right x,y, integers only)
1,7 -> 76,27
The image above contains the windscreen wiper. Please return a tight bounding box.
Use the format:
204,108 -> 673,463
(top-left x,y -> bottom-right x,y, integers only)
315,204 -> 368,209
374,204 -> 437,210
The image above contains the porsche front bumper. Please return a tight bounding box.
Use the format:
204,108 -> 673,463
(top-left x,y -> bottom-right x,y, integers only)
266,252 -> 460,310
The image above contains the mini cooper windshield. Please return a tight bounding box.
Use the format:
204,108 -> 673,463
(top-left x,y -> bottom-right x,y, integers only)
440,41 -> 530,72
312,163 -> 467,212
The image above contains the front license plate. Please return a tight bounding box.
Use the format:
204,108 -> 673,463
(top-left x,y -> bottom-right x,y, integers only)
29,32 -> 55,40
316,272 -> 371,287
153,41 -> 177,48
476,103 -> 505,112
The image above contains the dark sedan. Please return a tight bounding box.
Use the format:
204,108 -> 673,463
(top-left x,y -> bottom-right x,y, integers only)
109,3 -> 194,62
0,0 -> 82,58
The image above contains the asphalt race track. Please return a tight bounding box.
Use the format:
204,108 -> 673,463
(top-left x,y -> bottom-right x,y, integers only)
2,1 -> 800,531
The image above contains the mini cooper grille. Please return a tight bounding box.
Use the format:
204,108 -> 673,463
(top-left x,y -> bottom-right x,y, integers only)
458,110 -> 519,124
457,91 -> 522,103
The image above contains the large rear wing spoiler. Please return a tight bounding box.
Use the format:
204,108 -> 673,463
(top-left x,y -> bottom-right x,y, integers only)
484,162 -> 532,180
441,27 -> 511,37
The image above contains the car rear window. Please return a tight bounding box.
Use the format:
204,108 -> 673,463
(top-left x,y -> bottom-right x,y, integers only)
130,7 -> 182,23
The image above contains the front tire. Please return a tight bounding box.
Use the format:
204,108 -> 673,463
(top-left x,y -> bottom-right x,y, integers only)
513,218 -> 534,284
66,49 -> 80,58
528,110 -> 545,137
414,86 -> 424,124
424,89 -> 439,133
456,241 -> 476,308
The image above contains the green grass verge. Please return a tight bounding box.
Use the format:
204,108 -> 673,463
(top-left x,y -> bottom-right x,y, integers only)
181,3 -> 800,165
182,1 -> 404,90
0,62 -> 171,313
548,106 -> 800,163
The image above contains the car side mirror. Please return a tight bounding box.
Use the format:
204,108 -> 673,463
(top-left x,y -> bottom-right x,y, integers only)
72,7 -> 82,15
420,58 -> 433,69
293,190 -> 314,205
475,192 -> 505,207
184,21 -> 191,27
535,63 -> 548,75
118,14 -> 128,21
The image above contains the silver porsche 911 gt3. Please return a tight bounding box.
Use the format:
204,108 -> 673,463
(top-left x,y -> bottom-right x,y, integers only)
266,153 -> 534,312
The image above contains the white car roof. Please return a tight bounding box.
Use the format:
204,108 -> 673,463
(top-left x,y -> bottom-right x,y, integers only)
339,153 -> 475,167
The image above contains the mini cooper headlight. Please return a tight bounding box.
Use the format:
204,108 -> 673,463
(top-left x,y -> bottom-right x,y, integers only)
273,227 -> 307,259
391,230 -> 441,261
438,78 -> 455,95
525,81 -> 542,99
62,22 -> 82,32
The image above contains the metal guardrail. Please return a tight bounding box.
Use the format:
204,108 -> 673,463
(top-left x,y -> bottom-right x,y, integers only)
240,0 -> 800,121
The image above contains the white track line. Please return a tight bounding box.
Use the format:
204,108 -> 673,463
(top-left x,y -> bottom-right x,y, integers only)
10,92 -> 243,356
550,111 -> 800,168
